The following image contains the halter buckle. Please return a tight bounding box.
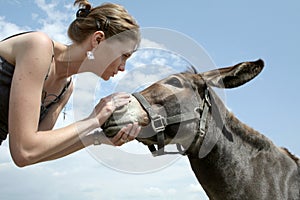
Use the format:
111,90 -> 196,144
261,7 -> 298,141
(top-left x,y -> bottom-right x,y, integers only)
151,115 -> 167,133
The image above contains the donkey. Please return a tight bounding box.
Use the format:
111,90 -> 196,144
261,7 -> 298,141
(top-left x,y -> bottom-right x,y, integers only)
101,59 -> 300,200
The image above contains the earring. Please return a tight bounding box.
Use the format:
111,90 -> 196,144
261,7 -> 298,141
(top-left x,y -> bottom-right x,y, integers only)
86,51 -> 95,60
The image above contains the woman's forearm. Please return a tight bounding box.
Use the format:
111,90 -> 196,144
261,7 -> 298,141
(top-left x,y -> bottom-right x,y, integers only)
10,117 -> 99,167
37,134 -> 94,163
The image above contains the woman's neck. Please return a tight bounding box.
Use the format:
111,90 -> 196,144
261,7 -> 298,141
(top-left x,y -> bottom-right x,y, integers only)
53,42 -> 87,78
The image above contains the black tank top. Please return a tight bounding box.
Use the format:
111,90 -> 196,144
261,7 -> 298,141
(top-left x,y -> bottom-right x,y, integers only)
0,56 -> 14,143
0,32 -> 71,145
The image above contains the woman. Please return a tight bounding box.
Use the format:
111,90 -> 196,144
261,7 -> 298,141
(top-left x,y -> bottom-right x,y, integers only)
0,0 -> 141,167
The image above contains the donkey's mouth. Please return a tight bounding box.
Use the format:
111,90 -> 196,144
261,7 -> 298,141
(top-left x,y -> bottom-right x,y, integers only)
101,96 -> 149,137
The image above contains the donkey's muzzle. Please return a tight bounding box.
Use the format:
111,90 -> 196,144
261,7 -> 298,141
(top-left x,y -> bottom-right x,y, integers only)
101,106 -> 131,137
101,96 -> 148,137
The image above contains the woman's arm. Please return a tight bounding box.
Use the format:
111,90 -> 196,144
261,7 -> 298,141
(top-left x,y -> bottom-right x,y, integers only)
9,32 -> 63,166
37,125 -> 140,163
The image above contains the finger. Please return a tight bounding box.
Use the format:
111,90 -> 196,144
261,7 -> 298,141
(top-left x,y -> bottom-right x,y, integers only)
114,139 -> 124,146
122,124 -> 133,139
110,129 -> 124,145
117,124 -> 134,145
113,125 -> 132,146
127,123 -> 139,140
134,125 -> 141,138
111,96 -> 132,110
107,93 -> 130,104
114,92 -> 130,96
114,99 -> 131,108
112,92 -> 131,100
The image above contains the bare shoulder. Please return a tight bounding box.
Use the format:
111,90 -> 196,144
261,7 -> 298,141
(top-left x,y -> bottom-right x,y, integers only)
14,32 -> 54,80
15,32 -> 54,57
20,32 -> 52,44
0,32 -> 54,66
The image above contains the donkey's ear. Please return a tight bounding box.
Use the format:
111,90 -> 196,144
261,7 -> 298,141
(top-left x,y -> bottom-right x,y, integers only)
201,59 -> 264,88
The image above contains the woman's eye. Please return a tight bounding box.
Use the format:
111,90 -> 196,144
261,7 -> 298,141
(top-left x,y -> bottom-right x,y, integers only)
165,77 -> 183,88
122,53 -> 131,59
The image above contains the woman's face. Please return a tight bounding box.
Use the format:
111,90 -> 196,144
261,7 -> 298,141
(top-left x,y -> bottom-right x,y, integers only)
101,45 -> 134,80
94,39 -> 137,80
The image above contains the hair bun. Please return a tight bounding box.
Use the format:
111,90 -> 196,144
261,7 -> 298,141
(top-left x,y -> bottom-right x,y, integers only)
76,8 -> 91,18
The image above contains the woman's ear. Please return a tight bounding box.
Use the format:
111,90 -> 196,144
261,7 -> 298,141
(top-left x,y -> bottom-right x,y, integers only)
91,31 -> 105,47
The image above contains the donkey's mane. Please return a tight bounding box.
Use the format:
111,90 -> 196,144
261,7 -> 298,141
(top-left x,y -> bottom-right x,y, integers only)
280,147 -> 300,164
227,112 -> 299,164
227,112 -> 272,149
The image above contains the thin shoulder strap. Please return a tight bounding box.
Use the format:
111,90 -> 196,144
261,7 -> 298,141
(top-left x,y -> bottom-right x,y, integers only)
43,78 -> 73,110
44,40 -> 55,80
1,31 -> 35,41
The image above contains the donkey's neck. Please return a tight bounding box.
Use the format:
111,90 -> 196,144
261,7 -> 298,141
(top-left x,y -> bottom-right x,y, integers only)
188,110 -> 300,200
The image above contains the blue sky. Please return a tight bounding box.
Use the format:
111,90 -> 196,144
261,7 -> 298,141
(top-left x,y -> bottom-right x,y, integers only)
0,0 -> 299,199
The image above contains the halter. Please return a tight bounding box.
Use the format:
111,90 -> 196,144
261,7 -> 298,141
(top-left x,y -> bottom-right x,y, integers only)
132,86 -> 212,156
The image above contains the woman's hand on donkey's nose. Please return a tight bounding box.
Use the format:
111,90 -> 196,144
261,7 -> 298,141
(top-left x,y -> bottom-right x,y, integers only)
92,92 -> 132,126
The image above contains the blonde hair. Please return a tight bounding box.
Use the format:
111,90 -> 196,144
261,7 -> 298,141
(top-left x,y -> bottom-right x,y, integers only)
68,0 -> 140,44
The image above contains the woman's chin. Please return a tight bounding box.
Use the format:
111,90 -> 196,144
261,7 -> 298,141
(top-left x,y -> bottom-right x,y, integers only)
101,75 -> 111,81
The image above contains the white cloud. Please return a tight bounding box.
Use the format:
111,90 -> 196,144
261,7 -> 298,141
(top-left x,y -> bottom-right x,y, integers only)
145,187 -> 164,197
105,47 -> 193,95
140,38 -> 166,49
0,1 -> 72,42
188,183 -> 203,193
144,186 -> 178,198
0,143 -> 12,166
8,0 -> 22,5
71,74 -> 100,119
167,188 -> 177,195
0,16 -> 29,39
34,0 -> 73,43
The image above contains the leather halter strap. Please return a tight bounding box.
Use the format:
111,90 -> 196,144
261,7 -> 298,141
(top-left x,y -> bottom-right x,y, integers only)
132,88 -> 212,156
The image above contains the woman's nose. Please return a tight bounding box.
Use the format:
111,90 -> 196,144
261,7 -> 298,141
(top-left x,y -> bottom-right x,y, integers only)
118,64 -> 125,72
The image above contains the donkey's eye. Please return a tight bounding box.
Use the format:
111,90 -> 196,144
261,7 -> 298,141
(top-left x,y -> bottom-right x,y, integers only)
165,77 -> 183,88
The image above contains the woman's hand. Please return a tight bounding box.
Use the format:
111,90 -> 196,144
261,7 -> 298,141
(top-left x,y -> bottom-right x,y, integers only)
94,122 -> 141,146
91,92 -> 132,127
108,122 -> 141,146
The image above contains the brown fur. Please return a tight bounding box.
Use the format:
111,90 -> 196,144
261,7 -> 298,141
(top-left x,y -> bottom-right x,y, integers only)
280,147 -> 299,163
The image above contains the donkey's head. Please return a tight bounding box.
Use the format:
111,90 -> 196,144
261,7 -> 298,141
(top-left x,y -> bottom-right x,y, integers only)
101,59 -> 264,155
